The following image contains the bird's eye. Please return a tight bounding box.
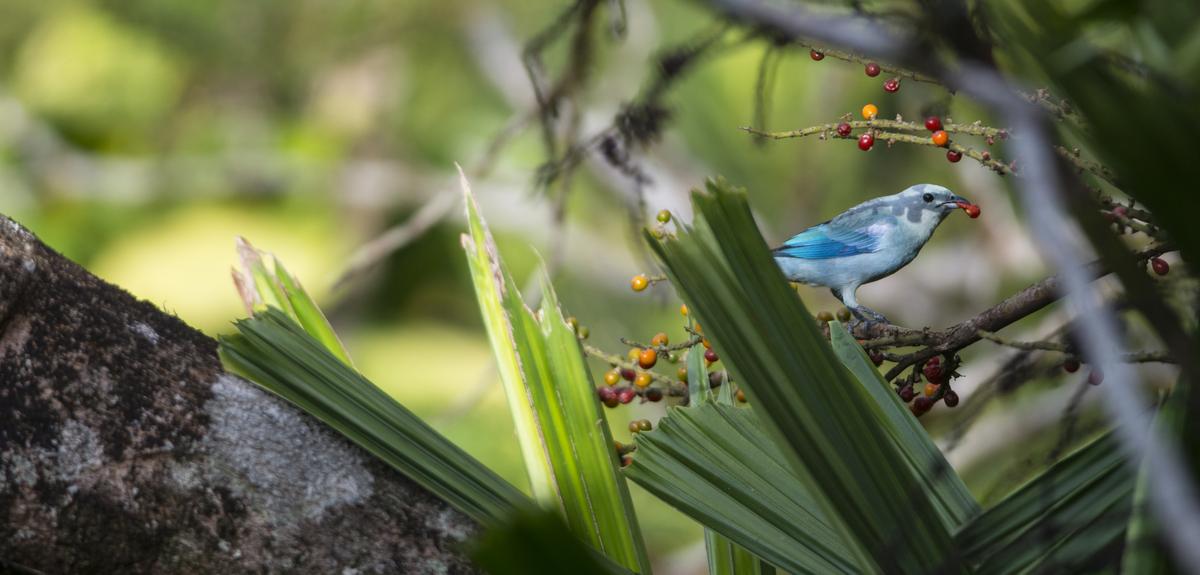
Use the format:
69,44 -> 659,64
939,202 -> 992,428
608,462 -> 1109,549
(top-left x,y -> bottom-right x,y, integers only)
922,193 -> 934,203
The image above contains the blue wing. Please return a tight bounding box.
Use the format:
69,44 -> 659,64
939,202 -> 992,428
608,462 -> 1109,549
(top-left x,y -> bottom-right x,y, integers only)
773,223 -> 883,260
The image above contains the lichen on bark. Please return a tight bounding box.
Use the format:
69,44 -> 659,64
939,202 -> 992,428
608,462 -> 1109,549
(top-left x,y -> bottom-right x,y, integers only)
0,215 -> 478,574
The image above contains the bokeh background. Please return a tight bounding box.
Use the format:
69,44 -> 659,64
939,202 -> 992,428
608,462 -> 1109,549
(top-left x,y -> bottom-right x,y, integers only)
0,1 -> 1175,571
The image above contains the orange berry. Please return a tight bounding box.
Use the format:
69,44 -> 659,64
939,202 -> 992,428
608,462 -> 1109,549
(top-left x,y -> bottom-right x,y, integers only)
677,366 -> 688,382
634,372 -> 653,388
924,382 -> 939,397
638,348 -> 658,369
651,332 -> 669,347
630,274 -> 649,292
604,369 -> 621,386
931,130 -> 949,147
702,339 -> 711,350
736,389 -> 747,403
861,103 -> 879,120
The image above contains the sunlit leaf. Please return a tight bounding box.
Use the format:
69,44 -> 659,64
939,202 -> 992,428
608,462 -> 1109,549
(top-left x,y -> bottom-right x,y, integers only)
460,172 -> 651,573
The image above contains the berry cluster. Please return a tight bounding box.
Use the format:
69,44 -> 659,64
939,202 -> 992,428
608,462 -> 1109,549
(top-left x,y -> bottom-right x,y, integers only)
892,356 -> 960,417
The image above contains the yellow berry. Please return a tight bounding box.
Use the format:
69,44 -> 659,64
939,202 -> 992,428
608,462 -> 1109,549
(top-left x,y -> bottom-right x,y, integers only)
862,103 -> 879,120
604,369 -> 621,386
631,274 -> 649,292
634,372 -> 653,388
924,382 -> 939,397
677,366 -> 688,382
629,421 -> 642,434
651,332 -> 669,347
680,304 -> 688,316
816,311 -> 834,323
627,347 -> 641,361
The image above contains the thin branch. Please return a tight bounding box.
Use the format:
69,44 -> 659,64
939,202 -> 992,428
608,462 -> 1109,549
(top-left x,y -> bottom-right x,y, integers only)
977,330 -> 1173,363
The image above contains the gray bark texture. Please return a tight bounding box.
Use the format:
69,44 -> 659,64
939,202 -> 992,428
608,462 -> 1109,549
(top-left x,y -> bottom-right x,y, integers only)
0,215 -> 479,574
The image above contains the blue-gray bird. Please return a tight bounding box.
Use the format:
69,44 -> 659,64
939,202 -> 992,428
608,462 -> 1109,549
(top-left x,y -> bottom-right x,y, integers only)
773,184 -> 979,325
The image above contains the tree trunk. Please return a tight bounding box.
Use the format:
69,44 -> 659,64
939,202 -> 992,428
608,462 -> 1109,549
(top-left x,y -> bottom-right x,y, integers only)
0,216 -> 478,574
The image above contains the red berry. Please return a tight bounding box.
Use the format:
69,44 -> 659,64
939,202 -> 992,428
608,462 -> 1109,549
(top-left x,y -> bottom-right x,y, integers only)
922,357 -> 944,383
1063,359 -> 1080,373
858,133 -> 875,151
598,387 -> 616,402
1112,206 -> 1128,218
704,348 -> 719,364
883,78 -> 900,93
898,385 -> 915,403
943,390 -> 959,408
925,116 -> 943,132
836,122 -> 852,137
865,62 -> 881,77
617,387 -> 637,404
1151,257 -> 1169,276
645,388 -> 663,402
620,368 -> 636,381
946,150 -> 962,163
810,49 -> 824,61
912,396 -> 933,415
620,454 -> 632,467
869,349 -> 885,366
1088,369 -> 1104,386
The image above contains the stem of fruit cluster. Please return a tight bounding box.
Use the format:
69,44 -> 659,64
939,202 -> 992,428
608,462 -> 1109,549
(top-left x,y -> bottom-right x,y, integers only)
619,335 -> 703,353
582,342 -> 684,392
742,125 -> 1013,174
790,43 -> 942,85
977,330 -> 1173,363
744,119 -> 1005,139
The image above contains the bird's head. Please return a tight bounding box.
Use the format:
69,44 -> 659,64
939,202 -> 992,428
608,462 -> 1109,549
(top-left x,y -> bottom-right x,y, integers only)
893,184 -> 980,221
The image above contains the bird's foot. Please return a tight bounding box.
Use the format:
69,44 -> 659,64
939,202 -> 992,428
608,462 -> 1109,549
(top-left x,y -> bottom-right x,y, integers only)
848,306 -> 892,336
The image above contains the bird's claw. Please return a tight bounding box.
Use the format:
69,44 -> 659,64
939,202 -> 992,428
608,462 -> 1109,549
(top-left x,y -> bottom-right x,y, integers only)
848,307 -> 891,336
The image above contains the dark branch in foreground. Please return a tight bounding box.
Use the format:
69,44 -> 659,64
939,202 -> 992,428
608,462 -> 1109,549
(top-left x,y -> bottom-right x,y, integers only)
854,244 -> 1172,381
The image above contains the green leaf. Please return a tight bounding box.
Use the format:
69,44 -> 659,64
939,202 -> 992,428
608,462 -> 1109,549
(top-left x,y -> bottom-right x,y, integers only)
687,346 -> 708,406
954,431 -> 1133,574
272,257 -> 353,366
1122,382 -> 1196,574
460,173 -> 650,574
646,178 -> 964,573
625,402 -> 857,573
828,321 -> 980,529
470,507 -> 632,575
705,529 -> 776,575
218,309 -> 527,525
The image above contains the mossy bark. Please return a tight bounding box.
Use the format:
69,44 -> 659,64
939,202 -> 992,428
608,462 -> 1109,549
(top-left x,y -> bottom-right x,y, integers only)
0,216 -> 478,574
